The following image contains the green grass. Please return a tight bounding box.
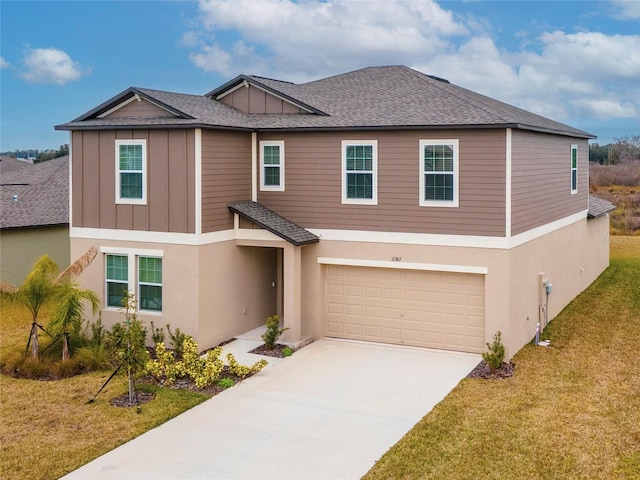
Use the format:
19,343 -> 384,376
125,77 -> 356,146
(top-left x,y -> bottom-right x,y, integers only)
364,236 -> 640,480
0,301 -> 210,480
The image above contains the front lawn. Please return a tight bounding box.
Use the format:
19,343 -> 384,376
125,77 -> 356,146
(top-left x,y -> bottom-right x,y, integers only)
364,236 -> 640,480
0,301 -> 210,480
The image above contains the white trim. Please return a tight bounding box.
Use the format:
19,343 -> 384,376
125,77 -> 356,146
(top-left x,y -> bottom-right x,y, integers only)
195,129 -> 202,234
570,144 -> 578,195
341,140 -> 378,205
419,139 -> 459,208
259,140 -> 285,191
68,132 -> 73,230
100,246 -> 164,257
506,129 -> 512,238
97,94 -> 141,118
71,226 -> 236,245
311,210 -> 587,249
317,257 -> 488,274
251,132 -> 258,201
215,81 -> 249,99
115,139 -> 147,205
72,210 -> 587,250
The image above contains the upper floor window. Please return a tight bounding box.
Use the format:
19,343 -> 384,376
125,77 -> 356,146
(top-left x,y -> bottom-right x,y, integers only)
571,144 -> 578,194
116,139 -> 147,204
342,140 -> 378,205
419,139 -> 459,207
260,141 -> 285,191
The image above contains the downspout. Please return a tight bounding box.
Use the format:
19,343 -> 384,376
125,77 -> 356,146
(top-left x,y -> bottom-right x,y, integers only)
252,132 -> 258,202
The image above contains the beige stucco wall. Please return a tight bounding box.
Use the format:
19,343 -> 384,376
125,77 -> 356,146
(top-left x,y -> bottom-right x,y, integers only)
0,226 -> 70,285
299,216 -> 610,359
70,237 -> 276,350
70,213 -> 609,358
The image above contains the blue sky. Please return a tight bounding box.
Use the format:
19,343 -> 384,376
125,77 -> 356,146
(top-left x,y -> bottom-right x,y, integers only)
1,0 -> 639,151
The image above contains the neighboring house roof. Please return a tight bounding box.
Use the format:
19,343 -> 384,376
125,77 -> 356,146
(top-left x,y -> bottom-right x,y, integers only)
0,156 -> 69,229
228,201 -> 320,246
587,195 -> 616,219
56,66 -> 594,139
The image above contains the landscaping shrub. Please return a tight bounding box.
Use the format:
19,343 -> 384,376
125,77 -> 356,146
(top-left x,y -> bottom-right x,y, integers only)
262,314 -> 288,349
482,331 -> 505,373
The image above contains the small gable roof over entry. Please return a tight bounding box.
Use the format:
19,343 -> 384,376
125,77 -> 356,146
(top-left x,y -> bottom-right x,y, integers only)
228,201 -> 319,246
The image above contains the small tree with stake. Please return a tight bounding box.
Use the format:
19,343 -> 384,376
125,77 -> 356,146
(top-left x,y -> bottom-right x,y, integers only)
106,291 -> 149,406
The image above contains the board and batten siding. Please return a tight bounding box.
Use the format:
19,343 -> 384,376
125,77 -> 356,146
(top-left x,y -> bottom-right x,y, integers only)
71,129 -> 196,233
200,130 -> 252,233
218,85 -> 305,114
511,130 -> 588,236
103,99 -> 176,119
257,129 -> 507,236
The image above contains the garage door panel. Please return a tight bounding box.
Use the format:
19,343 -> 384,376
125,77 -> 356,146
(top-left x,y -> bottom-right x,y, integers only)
325,266 -> 485,354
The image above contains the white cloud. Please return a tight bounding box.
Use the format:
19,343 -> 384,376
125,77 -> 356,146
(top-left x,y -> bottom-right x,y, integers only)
610,0 -> 640,19
191,0 -> 467,80
20,48 -> 87,85
186,0 -> 640,123
0,57 -> 9,69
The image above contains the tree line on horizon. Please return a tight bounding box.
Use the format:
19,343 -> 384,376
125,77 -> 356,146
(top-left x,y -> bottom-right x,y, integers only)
589,135 -> 640,165
1,144 -> 69,164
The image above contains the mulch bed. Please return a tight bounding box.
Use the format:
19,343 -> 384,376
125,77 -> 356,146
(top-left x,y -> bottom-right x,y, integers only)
467,360 -> 515,380
248,343 -> 292,358
110,391 -> 156,408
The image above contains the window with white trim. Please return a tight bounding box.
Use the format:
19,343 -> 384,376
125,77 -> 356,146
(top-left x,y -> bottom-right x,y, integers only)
138,257 -> 162,312
571,144 -> 578,194
342,140 -> 377,204
104,250 -> 162,313
106,254 -> 128,308
419,139 -> 459,207
116,139 -> 147,204
260,141 -> 284,191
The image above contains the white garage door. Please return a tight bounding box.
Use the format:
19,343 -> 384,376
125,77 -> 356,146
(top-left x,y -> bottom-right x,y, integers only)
325,265 -> 485,353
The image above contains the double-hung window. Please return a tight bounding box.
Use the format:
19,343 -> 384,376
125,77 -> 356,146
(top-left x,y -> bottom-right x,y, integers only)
116,139 -> 147,204
419,139 -> 459,207
260,141 -> 284,191
104,249 -> 163,313
106,255 -> 129,308
342,140 -> 378,204
571,144 -> 578,194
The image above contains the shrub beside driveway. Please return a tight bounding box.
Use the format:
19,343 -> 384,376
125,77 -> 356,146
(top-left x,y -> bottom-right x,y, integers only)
364,236 -> 640,480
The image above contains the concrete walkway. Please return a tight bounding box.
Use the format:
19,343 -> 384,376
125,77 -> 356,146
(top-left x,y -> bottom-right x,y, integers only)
63,339 -> 480,480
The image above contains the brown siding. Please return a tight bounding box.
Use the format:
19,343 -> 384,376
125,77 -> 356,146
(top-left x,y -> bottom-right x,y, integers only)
258,129 -> 507,236
201,130 -> 252,233
219,85 -> 304,114
511,130 -> 589,235
71,129 -> 195,233
104,99 -> 175,118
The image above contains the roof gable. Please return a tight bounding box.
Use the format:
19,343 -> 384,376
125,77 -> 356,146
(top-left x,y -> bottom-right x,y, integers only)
57,66 -> 595,139
207,75 -> 327,115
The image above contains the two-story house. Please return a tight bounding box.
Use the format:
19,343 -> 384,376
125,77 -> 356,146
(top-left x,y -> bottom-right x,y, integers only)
56,66 -> 613,358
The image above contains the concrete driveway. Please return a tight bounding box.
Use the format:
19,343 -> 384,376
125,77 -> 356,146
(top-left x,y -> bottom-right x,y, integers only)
63,339 -> 480,480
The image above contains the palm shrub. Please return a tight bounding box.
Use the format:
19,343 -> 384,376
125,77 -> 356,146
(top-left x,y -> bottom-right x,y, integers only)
48,282 -> 100,360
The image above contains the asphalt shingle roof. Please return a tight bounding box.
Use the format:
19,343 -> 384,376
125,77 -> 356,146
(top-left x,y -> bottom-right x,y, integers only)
228,201 -> 319,246
56,66 -> 594,139
0,156 -> 69,229
587,195 -> 616,219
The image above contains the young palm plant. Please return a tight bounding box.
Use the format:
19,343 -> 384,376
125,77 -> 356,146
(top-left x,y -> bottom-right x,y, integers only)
0,247 -> 99,358
49,282 -> 100,360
